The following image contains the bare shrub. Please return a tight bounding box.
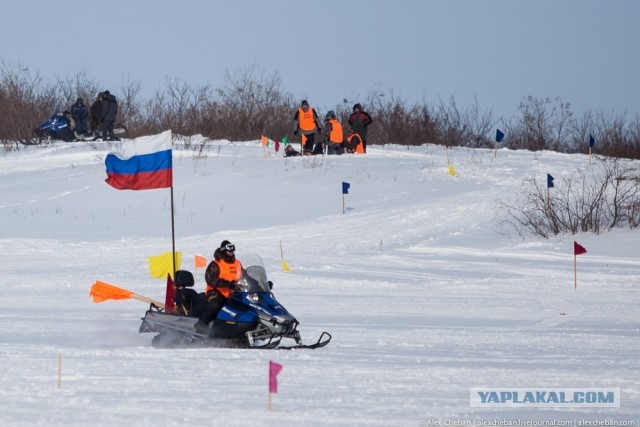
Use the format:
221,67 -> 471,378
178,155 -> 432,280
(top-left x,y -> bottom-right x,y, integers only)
500,157 -> 640,238
366,92 -> 437,146
503,96 -> 576,152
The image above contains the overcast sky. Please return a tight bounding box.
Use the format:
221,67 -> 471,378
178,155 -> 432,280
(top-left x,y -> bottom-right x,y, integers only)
2,0 -> 639,119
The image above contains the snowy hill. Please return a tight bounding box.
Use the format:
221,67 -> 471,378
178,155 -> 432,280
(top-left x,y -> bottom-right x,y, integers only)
0,139 -> 638,426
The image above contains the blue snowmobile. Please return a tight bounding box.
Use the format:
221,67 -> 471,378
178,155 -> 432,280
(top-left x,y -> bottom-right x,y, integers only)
34,108 -> 77,142
139,254 -> 331,349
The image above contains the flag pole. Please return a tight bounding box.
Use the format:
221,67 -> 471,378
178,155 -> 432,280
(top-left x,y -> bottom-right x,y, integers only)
547,188 -> 550,209
589,147 -> 592,166
574,252 -> 577,289
58,353 -> 62,389
342,194 -> 345,214
268,391 -> 273,411
169,130 -> 176,280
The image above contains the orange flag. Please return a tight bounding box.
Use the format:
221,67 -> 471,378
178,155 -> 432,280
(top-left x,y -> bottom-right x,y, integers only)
89,281 -> 134,303
301,134 -> 307,147
195,255 -> 207,268
261,135 -> 269,147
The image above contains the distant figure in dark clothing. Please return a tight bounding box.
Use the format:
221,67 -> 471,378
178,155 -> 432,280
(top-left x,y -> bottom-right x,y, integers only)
284,144 -> 301,157
101,90 -> 119,141
89,92 -> 104,136
348,103 -> 372,152
70,98 -> 88,134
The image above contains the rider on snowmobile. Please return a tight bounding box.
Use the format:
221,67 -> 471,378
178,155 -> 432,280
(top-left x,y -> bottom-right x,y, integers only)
195,240 -> 243,333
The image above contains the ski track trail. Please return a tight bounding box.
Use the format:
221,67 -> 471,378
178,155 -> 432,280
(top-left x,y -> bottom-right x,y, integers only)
0,141 -> 638,426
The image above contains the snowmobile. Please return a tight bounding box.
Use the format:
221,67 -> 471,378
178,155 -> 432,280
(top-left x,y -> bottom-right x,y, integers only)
139,254 -> 331,349
33,106 -> 128,143
34,109 -> 77,142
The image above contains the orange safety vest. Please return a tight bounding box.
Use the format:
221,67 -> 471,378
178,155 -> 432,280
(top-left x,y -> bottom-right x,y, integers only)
206,258 -> 242,298
329,119 -> 343,143
298,107 -> 316,131
348,133 -> 364,153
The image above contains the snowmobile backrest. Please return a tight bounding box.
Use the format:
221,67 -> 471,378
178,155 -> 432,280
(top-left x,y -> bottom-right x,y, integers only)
174,270 -> 195,288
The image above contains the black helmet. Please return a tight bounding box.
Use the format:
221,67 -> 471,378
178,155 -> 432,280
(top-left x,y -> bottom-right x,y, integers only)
325,110 -> 336,120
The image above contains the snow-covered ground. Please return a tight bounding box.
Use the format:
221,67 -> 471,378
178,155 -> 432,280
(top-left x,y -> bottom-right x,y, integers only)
0,138 -> 638,426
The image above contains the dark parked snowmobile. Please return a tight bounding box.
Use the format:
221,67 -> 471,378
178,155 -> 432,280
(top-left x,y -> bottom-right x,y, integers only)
34,109 -> 77,142
139,255 -> 331,349
33,107 -> 128,143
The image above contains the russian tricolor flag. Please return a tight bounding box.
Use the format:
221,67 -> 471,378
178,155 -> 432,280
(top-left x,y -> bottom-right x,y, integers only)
105,130 -> 172,190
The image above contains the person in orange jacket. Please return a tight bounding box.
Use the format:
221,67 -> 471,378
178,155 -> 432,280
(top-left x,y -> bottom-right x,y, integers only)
346,129 -> 365,154
322,110 -> 345,155
195,240 -> 243,333
293,100 -> 322,155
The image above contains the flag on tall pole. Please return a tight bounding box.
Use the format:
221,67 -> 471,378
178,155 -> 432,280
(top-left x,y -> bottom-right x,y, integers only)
546,173 -> 554,207
342,181 -> 350,214
105,130 -> 173,190
495,129 -> 505,158
105,130 -> 178,283
573,241 -> 587,289
268,360 -> 283,411
588,134 -> 596,165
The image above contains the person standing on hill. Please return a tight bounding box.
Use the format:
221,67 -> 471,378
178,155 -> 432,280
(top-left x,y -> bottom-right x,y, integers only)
293,100 -> 322,155
71,98 -> 88,135
348,103 -> 372,153
89,92 -> 104,136
101,90 -> 119,141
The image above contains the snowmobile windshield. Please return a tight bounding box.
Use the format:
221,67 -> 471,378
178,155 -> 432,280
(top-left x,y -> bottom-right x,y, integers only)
236,253 -> 270,293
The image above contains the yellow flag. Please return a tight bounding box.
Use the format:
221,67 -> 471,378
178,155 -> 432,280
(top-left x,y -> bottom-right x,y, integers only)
148,252 -> 181,279
281,259 -> 292,272
448,165 -> 456,176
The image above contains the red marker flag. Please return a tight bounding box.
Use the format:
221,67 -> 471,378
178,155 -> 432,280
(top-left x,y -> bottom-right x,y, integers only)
574,241 -> 587,255
164,273 -> 175,313
269,360 -> 283,393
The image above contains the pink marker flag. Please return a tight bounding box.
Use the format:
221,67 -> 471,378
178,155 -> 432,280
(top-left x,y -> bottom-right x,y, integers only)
269,360 -> 283,393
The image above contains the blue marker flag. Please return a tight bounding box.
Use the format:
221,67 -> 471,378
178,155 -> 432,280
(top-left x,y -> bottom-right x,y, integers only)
342,182 -> 351,194
589,134 -> 596,148
547,173 -> 555,189
496,129 -> 505,143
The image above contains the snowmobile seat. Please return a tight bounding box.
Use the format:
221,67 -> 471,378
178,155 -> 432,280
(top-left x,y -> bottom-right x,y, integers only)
173,270 -> 205,317
174,288 -> 205,317
174,270 -> 195,288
